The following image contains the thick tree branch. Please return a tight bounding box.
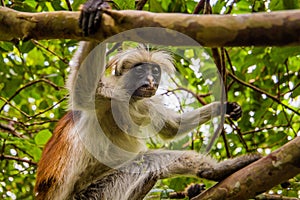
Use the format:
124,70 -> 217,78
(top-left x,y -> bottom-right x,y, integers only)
193,137 -> 300,200
1,7 -> 300,47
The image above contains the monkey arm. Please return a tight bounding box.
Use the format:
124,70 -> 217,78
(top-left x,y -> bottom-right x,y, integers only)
157,102 -> 222,140
67,42 -> 99,89
67,41 -> 110,111
156,101 -> 242,140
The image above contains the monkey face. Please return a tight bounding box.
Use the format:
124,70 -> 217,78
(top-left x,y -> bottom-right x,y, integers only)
123,62 -> 161,98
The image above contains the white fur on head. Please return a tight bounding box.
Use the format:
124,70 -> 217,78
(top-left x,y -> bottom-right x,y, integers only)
107,46 -> 175,76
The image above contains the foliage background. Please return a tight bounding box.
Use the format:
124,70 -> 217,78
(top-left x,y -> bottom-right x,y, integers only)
0,0 -> 299,199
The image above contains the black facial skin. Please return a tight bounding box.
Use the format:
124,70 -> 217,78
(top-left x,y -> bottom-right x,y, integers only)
124,62 -> 161,98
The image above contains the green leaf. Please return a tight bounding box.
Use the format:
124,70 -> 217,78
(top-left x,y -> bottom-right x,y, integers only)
24,0 -> 38,9
51,0 -> 66,10
38,100 -> 49,109
149,0 -> 164,12
72,0 -> 86,11
35,129 -> 52,145
283,0 -> 299,9
268,0 -> 298,10
19,41 -> 35,53
234,1 -> 252,13
161,0 -> 172,11
0,42 -> 14,52
270,47 -> 300,63
114,0 -> 135,9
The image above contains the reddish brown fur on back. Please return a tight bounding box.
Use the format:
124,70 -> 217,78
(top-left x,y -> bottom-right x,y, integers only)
35,111 -> 80,199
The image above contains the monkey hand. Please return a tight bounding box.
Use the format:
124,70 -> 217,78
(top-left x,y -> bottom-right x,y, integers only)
225,102 -> 242,120
186,183 -> 205,199
79,0 -> 111,36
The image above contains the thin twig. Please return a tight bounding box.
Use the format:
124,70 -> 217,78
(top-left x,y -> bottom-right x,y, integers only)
30,95 -> 67,118
243,124 -> 290,135
0,97 -> 31,118
0,78 -> 62,113
0,154 -> 37,165
228,71 -> 300,115
163,87 -> 210,106
0,123 -> 25,138
136,0 -> 148,10
65,0 -> 73,11
31,39 -> 69,64
193,0 -> 205,14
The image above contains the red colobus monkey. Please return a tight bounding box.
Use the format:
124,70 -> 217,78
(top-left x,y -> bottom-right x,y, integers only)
35,1 -> 259,199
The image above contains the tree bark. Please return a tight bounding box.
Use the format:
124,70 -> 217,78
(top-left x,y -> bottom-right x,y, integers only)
193,137 -> 300,200
1,7 -> 300,47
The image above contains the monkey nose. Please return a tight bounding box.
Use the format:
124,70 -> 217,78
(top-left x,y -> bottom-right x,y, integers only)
147,76 -> 155,88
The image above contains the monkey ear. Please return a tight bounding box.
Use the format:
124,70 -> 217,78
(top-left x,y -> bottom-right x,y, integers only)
104,63 -> 114,75
113,61 -> 124,76
106,56 -> 122,76
107,63 -> 122,76
114,66 -> 122,76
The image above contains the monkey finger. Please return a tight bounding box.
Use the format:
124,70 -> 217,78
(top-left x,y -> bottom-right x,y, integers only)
229,110 -> 242,120
233,106 -> 242,115
232,113 -> 242,120
93,10 -> 103,34
233,106 -> 242,116
234,104 -> 242,113
79,11 -> 84,29
92,2 -> 111,34
229,102 -> 238,110
225,102 -> 242,119
81,12 -> 91,36
88,12 -> 97,35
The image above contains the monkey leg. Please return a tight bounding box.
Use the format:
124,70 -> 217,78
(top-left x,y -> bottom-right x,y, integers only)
73,168 -> 158,200
74,151 -> 259,200
154,151 -> 260,181
197,154 -> 261,181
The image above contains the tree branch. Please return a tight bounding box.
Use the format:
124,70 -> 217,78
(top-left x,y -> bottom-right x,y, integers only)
0,154 -> 37,165
0,123 -> 25,138
1,7 -> 300,47
193,137 -> 300,200
228,71 -> 300,116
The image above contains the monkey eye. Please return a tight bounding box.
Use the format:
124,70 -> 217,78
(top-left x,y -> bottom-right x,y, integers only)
134,65 -> 144,74
152,66 -> 161,76
132,62 -> 161,77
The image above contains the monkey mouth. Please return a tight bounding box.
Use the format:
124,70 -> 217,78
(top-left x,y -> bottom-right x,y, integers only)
133,86 -> 157,97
